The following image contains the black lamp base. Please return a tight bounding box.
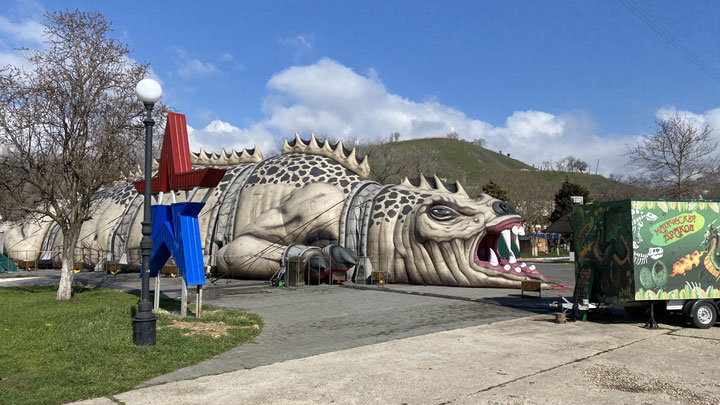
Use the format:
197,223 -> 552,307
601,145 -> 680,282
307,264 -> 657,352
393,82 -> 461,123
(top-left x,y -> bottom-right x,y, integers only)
132,301 -> 156,346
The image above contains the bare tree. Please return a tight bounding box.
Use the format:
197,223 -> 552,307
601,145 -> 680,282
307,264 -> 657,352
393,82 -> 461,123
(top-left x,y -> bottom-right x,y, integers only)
471,138 -> 487,148
626,113 -> 717,198
591,173 -> 656,201
360,141 -> 449,184
0,10 -> 158,300
551,155 -> 589,173
315,134 -> 338,145
567,156 -> 589,173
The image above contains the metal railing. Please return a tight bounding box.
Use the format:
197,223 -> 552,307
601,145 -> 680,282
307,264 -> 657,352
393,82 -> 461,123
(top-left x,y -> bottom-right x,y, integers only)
2,248 -> 393,287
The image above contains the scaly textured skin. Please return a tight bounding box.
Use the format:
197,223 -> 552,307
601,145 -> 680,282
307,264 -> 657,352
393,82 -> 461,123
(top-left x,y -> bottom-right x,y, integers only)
0,135 -> 545,287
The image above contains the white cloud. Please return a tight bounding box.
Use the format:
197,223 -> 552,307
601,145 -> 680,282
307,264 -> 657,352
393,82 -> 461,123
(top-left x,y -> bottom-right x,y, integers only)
655,106 -> 720,135
279,34 -> 314,61
187,121 -> 277,158
483,110 -> 640,174
169,46 -> 219,78
279,34 -> 313,52
189,58 -> 646,175
178,59 -> 219,78
0,16 -> 44,43
0,7 -> 45,70
0,51 -> 31,70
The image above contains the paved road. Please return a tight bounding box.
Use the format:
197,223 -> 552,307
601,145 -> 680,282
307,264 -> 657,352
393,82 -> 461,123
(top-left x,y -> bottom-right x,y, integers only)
0,261 -> 575,385
76,314 -> 720,405
11,261 -> 720,404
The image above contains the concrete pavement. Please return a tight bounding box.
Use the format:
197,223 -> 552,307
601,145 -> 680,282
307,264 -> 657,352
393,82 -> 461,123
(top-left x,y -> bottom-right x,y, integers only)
9,263 -> 720,404
71,314 -> 720,405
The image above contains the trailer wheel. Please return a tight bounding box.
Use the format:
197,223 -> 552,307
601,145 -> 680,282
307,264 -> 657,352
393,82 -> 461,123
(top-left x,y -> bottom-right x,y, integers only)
691,301 -> 717,329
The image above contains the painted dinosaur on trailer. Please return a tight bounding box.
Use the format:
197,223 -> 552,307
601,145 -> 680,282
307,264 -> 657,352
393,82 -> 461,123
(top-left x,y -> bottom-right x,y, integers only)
1,121 -> 546,287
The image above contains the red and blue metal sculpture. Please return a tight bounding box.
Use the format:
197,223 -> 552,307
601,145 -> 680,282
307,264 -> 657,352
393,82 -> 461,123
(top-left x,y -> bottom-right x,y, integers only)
133,112 -> 225,286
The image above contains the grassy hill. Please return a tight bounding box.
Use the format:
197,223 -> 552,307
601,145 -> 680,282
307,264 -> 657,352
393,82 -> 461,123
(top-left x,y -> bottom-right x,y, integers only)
358,137 -> 634,225
394,137 -> 536,172
362,137 -> 619,192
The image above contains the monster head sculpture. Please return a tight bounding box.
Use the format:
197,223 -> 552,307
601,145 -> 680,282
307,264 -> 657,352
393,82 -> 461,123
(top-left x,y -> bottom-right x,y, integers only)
366,175 -> 545,288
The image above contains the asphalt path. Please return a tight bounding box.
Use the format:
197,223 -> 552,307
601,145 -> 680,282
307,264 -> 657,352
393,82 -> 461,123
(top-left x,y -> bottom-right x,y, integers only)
0,261 -> 576,385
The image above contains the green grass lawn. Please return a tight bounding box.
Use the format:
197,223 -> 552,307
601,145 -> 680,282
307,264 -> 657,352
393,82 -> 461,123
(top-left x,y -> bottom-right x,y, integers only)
0,285 -> 262,405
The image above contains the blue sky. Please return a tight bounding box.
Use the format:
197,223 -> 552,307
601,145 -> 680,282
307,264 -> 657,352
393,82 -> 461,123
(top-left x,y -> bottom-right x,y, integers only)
2,0 -> 720,174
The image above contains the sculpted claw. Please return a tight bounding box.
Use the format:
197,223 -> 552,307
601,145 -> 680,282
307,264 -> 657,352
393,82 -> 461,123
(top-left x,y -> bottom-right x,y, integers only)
323,245 -> 358,269
307,255 -> 330,274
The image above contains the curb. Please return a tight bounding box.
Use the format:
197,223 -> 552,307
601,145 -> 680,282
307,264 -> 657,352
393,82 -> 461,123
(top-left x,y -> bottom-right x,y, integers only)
340,283 -> 557,312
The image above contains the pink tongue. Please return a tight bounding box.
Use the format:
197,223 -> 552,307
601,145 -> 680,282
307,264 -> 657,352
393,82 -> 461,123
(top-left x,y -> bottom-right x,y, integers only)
523,269 -> 547,281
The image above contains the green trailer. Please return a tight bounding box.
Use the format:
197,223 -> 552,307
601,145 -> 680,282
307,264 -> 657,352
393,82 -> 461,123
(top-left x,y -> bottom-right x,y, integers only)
567,199 -> 720,328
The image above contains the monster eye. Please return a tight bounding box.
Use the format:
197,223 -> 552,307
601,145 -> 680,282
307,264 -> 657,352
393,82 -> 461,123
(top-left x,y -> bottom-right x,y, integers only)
429,206 -> 458,221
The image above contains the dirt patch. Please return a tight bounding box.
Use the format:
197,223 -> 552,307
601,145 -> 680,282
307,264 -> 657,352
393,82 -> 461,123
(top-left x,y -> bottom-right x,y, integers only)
165,320 -> 233,339
584,362 -> 719,405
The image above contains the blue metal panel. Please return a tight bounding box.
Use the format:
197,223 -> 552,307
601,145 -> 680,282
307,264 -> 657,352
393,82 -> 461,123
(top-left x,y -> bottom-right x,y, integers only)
142,202 -> 206,286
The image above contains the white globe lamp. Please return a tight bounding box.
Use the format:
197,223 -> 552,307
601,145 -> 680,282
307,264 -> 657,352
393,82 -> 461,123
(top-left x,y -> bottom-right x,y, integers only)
135,79 -> 162,104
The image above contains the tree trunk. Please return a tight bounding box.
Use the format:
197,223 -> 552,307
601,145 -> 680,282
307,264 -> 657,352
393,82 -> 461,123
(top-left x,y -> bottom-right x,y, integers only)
56,227 -> 79,300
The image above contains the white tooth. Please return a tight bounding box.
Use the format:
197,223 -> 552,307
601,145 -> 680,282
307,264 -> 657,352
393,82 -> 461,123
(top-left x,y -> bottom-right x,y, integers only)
514,234 -> 520,251
518,227 -> 525,236
501,230 -> 512,255
512,225 -> 519,235
509,255 -> 517,264
529,265 -> 536,271
503,264 -> 511,271
514,267 -> 522,273
489,249 -> 499,266
520,263 -> 527,267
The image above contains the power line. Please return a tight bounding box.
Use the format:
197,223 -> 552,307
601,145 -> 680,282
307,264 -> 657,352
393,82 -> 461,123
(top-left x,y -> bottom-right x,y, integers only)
621,0 -> 720,85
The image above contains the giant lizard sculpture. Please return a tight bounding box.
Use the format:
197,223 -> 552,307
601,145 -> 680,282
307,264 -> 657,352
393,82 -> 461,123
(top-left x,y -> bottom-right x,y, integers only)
1,134 -> 546,287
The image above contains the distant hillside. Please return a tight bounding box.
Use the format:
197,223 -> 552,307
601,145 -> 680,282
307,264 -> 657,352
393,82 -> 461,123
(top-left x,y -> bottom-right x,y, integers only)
391,137 -> 536,172
357,137 -> 634,226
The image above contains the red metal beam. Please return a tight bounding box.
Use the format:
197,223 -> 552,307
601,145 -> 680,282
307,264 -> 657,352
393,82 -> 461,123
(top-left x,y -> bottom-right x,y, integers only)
134,112 -> 226,195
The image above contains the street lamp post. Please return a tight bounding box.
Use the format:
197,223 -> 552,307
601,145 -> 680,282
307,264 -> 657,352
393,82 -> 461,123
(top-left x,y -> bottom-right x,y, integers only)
133,78 -> 162,346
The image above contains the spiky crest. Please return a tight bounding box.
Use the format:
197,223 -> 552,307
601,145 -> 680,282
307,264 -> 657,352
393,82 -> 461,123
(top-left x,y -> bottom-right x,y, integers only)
191,146 -> 263,166
149,146 -> 263,170
282,134 -> 371,179
401,173 -> 469,198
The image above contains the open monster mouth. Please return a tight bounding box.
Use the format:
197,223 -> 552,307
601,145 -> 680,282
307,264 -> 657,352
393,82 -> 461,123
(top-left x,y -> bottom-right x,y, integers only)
473,219 -> 547,281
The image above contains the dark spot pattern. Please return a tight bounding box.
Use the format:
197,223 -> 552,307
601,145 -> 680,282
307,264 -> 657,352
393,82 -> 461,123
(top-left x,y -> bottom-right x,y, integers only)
242,154 -> 363,195
368,185 -> 428,229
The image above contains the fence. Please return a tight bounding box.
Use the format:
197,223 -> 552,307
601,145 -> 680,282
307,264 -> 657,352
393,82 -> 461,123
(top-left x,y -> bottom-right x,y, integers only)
2,247 -> 394,287
279,254 -> 392,286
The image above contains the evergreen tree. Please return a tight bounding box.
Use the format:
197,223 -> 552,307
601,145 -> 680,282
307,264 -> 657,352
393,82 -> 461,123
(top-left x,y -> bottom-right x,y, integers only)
549,178 -> 590,223
482,181 -> 508,201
